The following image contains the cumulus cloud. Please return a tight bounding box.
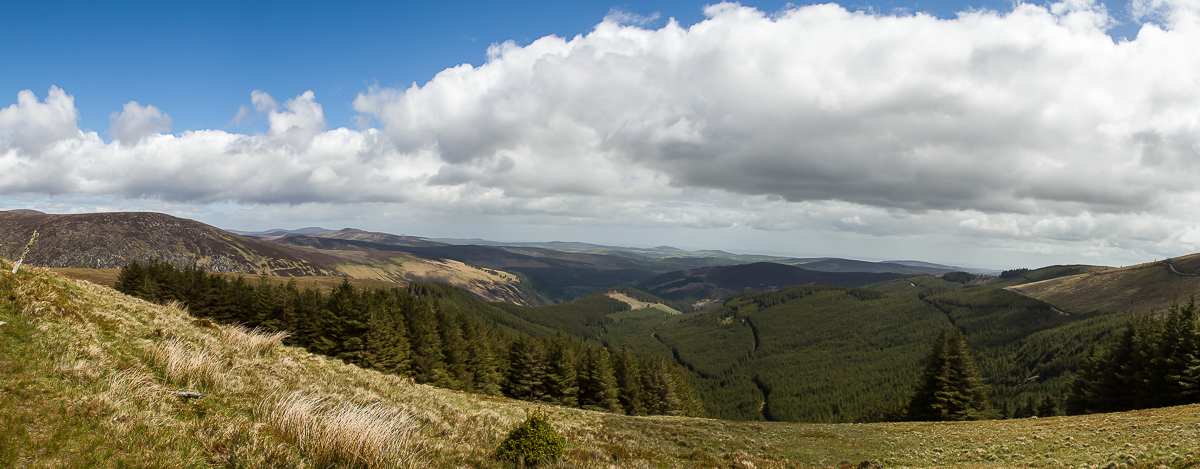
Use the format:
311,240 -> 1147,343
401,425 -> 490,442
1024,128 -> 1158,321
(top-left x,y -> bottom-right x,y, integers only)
110,101 -> 172,144
7,0 -> 1200,264
354,0 -> 1200,219
0,86 -> 79,154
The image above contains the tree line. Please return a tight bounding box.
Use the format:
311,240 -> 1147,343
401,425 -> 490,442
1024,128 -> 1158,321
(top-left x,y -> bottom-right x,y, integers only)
1067,299 -> 1200,414
114,260 -> 704,417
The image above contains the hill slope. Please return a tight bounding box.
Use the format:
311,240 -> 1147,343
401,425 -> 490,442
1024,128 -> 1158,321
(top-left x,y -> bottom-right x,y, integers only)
1005,256 -> 1200,315
0,210 -> 337,275
0,211 -> 537,305
4,263 -> 1200,468
638,262 -> 916,302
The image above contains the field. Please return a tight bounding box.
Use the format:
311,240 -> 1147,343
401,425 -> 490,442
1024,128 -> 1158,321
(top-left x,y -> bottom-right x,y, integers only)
4,263 -> 1200,468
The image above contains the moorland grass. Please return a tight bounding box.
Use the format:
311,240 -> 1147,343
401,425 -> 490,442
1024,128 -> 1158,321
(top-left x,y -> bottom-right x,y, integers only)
2,262 -> 1200,468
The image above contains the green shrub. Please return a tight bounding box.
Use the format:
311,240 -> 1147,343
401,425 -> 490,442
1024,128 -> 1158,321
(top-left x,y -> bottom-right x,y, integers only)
494,413 -> 564,467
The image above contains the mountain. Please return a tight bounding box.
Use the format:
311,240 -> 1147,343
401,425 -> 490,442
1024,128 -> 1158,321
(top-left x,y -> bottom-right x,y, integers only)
793,258 -> 953,275
0,211 -> 537,305
637,262 -> 918,302
302,228 -> 448,248
272,235 -> 664,303
885,259 -> 998,275
0,210 -> 337,275
226,226 -> 333,237
435,237 -> 969,274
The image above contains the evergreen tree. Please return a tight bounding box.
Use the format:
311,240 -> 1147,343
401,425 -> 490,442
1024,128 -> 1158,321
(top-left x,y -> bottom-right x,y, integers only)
638,356 -> 681,416
406,300 -> 447,385
611,346 -> 643,415
908,330 -> 990,421
576,346 -> 620,413
1068,300 -> 1200,414
1013,397 -> 1036,419
364,304 -> 410,376
435,308 -> 467,390
463,322 -> 503,396
543,333 -> 578,407
504,337 -> 548,401
1036,395 -> 1059,417
114,261 -> 147,297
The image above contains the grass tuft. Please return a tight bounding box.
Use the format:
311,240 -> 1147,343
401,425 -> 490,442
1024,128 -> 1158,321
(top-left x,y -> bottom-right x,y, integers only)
219,324 -> 291,356
262,391 -> 424,469
146,337 -> 228,390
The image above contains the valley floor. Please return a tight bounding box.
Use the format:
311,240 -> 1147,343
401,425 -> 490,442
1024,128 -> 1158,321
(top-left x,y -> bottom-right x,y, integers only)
2,264 -> 1199,468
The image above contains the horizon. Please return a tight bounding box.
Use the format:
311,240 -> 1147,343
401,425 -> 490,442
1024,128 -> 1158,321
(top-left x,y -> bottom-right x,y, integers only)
4,0 -> 1199,270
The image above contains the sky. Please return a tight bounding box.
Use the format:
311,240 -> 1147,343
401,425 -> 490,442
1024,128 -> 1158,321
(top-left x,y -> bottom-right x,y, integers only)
2,0 -> 1199,270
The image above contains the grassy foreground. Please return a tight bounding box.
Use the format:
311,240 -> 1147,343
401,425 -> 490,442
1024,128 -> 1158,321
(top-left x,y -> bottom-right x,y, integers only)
2,264 -> 1200,468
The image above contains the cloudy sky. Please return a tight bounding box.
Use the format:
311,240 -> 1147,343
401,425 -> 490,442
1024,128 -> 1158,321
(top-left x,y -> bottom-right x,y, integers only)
3,0 -> 1199,269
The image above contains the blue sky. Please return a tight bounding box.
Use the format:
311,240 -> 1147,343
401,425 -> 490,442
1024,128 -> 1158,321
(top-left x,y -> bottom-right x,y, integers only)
4,0 -> 1142,134
3,0 -> 1199,269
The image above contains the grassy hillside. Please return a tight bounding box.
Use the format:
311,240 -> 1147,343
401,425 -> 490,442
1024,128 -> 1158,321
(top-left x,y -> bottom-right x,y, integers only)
4,264 -> 1200,467
1007,256 -> 1200,315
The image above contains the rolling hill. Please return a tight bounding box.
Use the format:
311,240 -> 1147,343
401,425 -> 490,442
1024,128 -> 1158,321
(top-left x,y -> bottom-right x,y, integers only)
0,210 -> 537,305
4,260 -> 1199,468
1005,255 -> 1200,315
0,210 -> 337,276
637,262 -> 918,302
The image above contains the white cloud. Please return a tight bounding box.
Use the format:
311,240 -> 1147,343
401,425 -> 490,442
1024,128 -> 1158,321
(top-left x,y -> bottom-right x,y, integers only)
0,86 -> 79,154
110,101 -> 172,144
7,0 -> 1200,266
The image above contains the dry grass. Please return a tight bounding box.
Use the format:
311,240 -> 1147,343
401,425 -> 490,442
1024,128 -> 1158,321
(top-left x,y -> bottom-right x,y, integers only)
1007,255 -> 1200,315
146,337 -> 229,390
4,261 -> 1200,468
263,391 -> 424,469
219,324 -> 291,356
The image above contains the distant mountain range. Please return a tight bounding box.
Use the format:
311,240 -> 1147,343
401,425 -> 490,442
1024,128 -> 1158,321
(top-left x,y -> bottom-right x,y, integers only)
225,227 -> 333,237
2,209 -> 992,305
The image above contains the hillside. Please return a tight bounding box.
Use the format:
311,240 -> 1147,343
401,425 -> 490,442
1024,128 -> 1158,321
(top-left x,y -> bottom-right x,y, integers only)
0,210 -> 339,275
299,228 -> 447,248
793,258 -> 953,275
274,235 -> 664,302
638,262 -> 917,302
5,263 -> 1200,468
0,211 -> 538,305
1005,257 -> 1200,315
434,238 -> 968,274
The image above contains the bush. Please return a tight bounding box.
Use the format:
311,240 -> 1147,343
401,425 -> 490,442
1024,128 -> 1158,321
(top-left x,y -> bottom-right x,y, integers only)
494,413 -> 564,467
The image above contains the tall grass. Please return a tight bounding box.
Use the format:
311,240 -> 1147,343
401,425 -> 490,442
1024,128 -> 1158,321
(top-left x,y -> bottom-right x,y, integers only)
103,369 -> 164,406
263,391 -> 424,469
147,337 -> 227,389
219,324 -> 291,356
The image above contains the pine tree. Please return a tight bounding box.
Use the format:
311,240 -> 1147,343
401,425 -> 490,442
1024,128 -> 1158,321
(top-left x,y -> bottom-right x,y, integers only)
1036,396 -> 1059,417
638,356 -> 681,416
576,346 -> 620,413
908,330 -> 990,421
463,322 -> 503,396
114,261 -> 147,297
364,305 -> 410,376
611,346 -> 644,415
543,334 -> 578,407
504,337 -> 548,401
406,300 -> 447,385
